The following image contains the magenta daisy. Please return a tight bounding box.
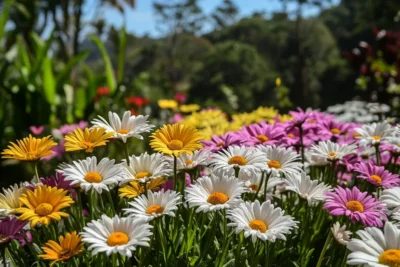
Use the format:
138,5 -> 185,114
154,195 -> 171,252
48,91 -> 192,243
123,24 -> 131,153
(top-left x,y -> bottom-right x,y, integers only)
0,217 -> 28,245
285,108 -> 312,131
318,120 -> 350,140
353,162 -> 400,188
239,122 -> 284,146
26,172 -> 77,199
324,186 -> 387,227
202,132 -> 243,152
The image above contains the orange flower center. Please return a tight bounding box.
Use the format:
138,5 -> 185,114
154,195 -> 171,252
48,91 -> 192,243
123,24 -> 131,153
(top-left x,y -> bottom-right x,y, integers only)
107,232 -> 129,246
216,142 -> 224,147
256,135 -> 269,143
379,249 -> 400,266
330,128 -> 341,134
249,219 -> 268,233
346,200 -> 364,213
146,205 -> 164,214
207,192 -> 229,205
135,171 -> 152,179
267,160 -> 281,169
228,156 -> 247,166
370,174 -> 382,184
308,119 -> 316,124
372,135 -> 381,141
353,132 -> 361,137
185,159 -> 193,165
168,140 -> 184,150
35,203 -> 54,216
117,129 -> 130,134
328,152 -> 336,157
287,133 -> 295,138
84,172 -> 103,183
249,184 -> 259,191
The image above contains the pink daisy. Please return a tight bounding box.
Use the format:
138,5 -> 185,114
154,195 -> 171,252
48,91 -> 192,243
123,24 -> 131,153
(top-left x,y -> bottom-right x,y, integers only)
285,108 -> 312,131
353,162 -> 400,188
324,186 -> 387,227
239,122 -> 284,146
317,120 -> 350,141
202,132 -> 243,152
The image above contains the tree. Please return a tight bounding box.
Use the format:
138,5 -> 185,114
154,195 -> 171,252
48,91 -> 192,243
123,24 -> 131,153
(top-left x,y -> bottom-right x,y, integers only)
211,0 -> 239,29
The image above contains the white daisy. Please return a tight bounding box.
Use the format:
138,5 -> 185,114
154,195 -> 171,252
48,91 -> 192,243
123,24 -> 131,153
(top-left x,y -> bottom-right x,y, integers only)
227,200 -> 297,243
331,222 -> 352,245
304,150 -> 329,167
121,152 -> 171,184
356,121 -> 395,146
124,189 -> 181,222
185,174 -> 246,213
210,145 -> 267,173
347,221 -> 400,266
386,136 -> 400,153
380,187 -> 400,214
310,140 -> 357,162
61,156 -> 124,194
91,111 -> 155,143
238,169 -> 282,195
171,148 -> 212,171
257,145 -> 302,177
0,183 -> 26,217
284,171 -> 331,206
81,215 -> 152,257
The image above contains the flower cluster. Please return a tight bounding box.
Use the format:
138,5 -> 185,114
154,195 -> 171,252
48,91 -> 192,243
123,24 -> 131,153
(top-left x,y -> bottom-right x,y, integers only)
1,107 -> 400,266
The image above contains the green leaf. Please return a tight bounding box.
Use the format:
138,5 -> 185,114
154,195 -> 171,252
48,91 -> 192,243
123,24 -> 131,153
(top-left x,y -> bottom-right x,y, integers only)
56,50 -> 90,89
90,35 -> 116,93
31,32 -> 54,77
17,37 -> 31,72
74,88 -> 87,118
0,0 -> 11,41
42,57 -> 56,104
117,26 -> 127,83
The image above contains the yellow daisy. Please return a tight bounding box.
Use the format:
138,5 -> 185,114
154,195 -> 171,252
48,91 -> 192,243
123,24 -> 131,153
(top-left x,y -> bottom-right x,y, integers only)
119,178 -> 166,199
180,104 -> 201,113
16,185 -> 74,227
1,135 -> 57,161
158,99 -> 178,109
39,231 -> 84,266
64,127 -> 114,153
150,124 -> 203,157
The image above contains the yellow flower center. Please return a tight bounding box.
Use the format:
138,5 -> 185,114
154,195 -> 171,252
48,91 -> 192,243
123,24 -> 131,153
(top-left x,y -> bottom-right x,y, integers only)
146,205 -> 164,214
207,192 -> 229,205
372,135 -> 381,141
267,160 -> 281,169
117,129 -> 130,134
168,140 -> 184,150
84,172 -> 103,183
346,200 -> 364,213
287,133 -> 295,138
330,128 -> 341,134
249,219 -> 268,233
82,141 -> 95,153
328,152 -> 336,157
35,203 -> 53,216
228,156 -> 247,166
249,184 -> 259,191
257,135 -> 269,143
353,132 -> 361,137
379,249 -> 400,267
217,142 -> 224,147
370,174 -> 382,184
107,232 -> 129,246
185,159 -> 193,165
135,172 -> 152,179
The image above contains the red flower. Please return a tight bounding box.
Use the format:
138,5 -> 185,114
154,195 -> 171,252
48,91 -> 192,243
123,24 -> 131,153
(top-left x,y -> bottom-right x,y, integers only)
174,92 -> 186,103
126,96 -> 149,107
96,86 -> 110,96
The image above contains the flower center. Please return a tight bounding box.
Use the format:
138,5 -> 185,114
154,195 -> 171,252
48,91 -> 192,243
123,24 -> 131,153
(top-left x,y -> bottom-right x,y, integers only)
216,142 -> 224,147
117,129 -> 130,134
249,184 -> 259,191
185,159 -> 193,165
59,249 -> 73,259
372,135 -> 381,141
27,150 -> 39,160
249,219 -> 268,233
35,203 -> 54,216
82,141 -> 95,153
146,205 -> 164,214
0,234 -> 10,245
228,156 -> 247,166
84,172 -> 103,183
207,192 -> 229,205
328,152 -> 336,157
353,132 -> 361,137
370,174 -> 382,184
287,133 -> 295,138
308,119 -> 316,124
107,232 -> 129,246
135,172 -> 152,179
346,200 -> 364,213
256,135 -> 269,143
168,140 -> 184,150
330,128 -> 341,134
267,160 -> 281,169
379,249 -> 400,267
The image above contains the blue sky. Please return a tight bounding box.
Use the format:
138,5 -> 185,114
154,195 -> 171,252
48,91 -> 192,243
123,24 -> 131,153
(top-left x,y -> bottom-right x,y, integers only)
84,0 -> 340,37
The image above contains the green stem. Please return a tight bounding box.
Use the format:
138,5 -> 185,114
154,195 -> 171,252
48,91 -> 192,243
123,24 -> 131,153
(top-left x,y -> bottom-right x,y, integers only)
264,242 -> 269,266
33,161 -> 40,183
253,172 -> 265,201
143,182 -> 148,198
105,190 -> 115,216
299,126 -> 305,168
1,248 -> 6,267
234,167 -> 240,178
123,142 -> 130,166
173,155 -> 177,191
316,231 -> 332,267
375,144 -> 381,166
111,253 -> 117,267
263,173 -> 271,200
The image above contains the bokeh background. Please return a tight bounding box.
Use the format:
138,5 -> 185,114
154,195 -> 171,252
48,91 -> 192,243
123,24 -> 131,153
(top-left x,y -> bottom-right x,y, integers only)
1,0 -> 400,184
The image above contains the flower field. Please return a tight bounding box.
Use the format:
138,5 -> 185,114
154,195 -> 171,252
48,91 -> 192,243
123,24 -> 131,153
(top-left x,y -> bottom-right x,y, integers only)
1,104 -> 400,267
